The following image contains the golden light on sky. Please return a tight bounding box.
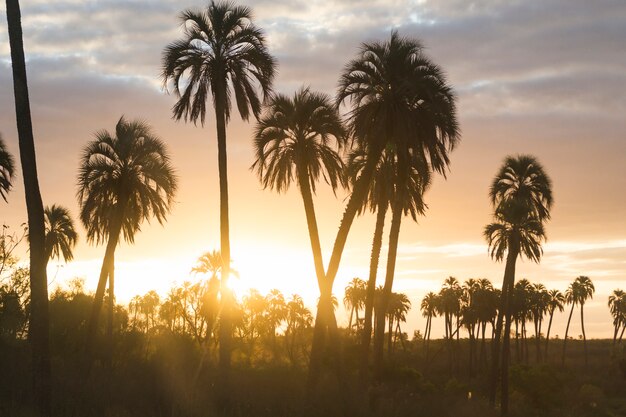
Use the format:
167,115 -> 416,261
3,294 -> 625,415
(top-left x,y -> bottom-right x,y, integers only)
2,0 -> 625,339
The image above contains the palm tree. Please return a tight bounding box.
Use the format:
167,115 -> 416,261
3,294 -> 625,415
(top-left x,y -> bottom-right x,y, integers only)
544,289 -> 565,357
192,250 -> 223,341
562,275 -> 595,367
0,135 -> 15,202
474,278 -> 497,368
343,277 -> 366,333
44,205 -> 77,264
420,291 -> 439,358
302,32 -> 457,383
484,154 -> 552,415
78,117 -> 177,357
6,1 -> 50,413
609,289 -> 626,344
162,1 -> 276,381
252,87 -> 346,366
387,292 -> 411,354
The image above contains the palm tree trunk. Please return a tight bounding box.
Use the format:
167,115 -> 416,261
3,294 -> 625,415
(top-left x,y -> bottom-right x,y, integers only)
581,303 -> 588,368
373,189 -> 404,381
309,144 -> 383,384
6,1 -> 50,414
359,204 -> 387,381
562,303 -> 575,366
488,243 -> 518,409
545,310 -> 555,358
619,323 -> 626,343
106,253 -> 115,365
214,81 -> 233,400
348,307 -> 354,332
387,316 -> 394,357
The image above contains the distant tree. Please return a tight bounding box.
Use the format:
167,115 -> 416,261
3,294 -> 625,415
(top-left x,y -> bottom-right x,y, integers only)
141,290 -> 160,332
285,294 -> 313,366
5,0 -> 51,412
609,289 -> 626,344
78,117 -> 177,357
544,289 -> 565,357
192,250 -> 223,342
386,292 -> 411,355
162,1 -> 276,382
343,278 -> 366,333
528,283 -> 548,362
484,155 -> 552,415
474,278 -> 497,368
44,205 -> 77,264
0,135 -> 15,202
420,291 -> 439,358
562,275 -> 595,367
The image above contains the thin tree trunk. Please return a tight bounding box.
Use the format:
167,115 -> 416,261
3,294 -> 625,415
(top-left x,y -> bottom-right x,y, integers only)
6,1 -> 50,414
373,188 -> 404,381
500,273 -> 515,417
619,323 -> 626,343
488,243 -> 518,409
348,307 -> 354,333
106,254 -> 115,365
581,304 -> 587,368
213,80 -> 234,410
545,310 -> 555,358
562,303 -> 575,366
85,206 -> 124,360
309,144 -> 383,383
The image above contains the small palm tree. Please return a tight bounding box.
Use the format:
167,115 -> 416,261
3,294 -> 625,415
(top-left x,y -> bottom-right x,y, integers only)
44,205 -> 77,264
420,291 -> 439,357
562,275 -> 595,366
387,292 -> 411,354
192,250 -> 223,342
484,154 -> 552,415
0,134 -> 15,202
544,289 -> 565,357
162,0 -> 276,379
78,117 -> 177,356
343,277 -> 366,333
609,289 -> 626,344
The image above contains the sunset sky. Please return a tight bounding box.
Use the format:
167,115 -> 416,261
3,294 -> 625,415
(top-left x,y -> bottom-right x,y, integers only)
1,0 -> 625,338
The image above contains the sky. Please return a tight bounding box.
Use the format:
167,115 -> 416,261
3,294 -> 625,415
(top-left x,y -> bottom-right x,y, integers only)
1,0 -> 625,338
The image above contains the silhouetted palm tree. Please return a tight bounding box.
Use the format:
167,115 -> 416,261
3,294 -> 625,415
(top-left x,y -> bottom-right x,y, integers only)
343,277 -> 366,333
484,154 -> 552,415
0,135 -> 15,202
308,30 -> 459,386
162,0 -> 276,380
562,275 -> 595,367
609,289 -> 626,344
252,87 -> 346,362
387,292 -> 411,355
420,291 -> 439,358
44,205 -> 77,264
544,289 -> 565,357
78,117 -> 177,357
6,1 -> 51,413
192,250 -> 223,343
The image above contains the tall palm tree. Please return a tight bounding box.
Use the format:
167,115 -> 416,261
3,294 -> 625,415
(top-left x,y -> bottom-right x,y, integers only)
0,135 -> 15,202
162,1 -> 276,380
78,117 -> 177,357
544,288 -> 565,357
6,1 -> 50,413
303,32 -> 457,383
562,275 -> 595,367
44,205 -> 78,264
252,87 -> 346,364
484,154 -> 552,416
609,289 -> 626,344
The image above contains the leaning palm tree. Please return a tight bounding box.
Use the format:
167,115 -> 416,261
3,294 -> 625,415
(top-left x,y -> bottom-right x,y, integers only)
6,1 -> 50,413
562,275 -> 595,367
252,87 -> 346,351
0,134 -> 15,202
484,154 -> 552,416
162,0 -> 276,380
44,205 -> 77,264
544,288 -> 565,357
78,117 -> 177,357
321,31 -> 458,386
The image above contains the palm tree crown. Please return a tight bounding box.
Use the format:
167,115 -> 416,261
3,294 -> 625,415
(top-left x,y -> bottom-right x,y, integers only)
44,205 -> 78,262
161,1 -> 276,125
0,134 -> 15,202
566,275 -> 595,306
252,87 -> 347,193
337,30 -> 459,174
77,117 -> 177,245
